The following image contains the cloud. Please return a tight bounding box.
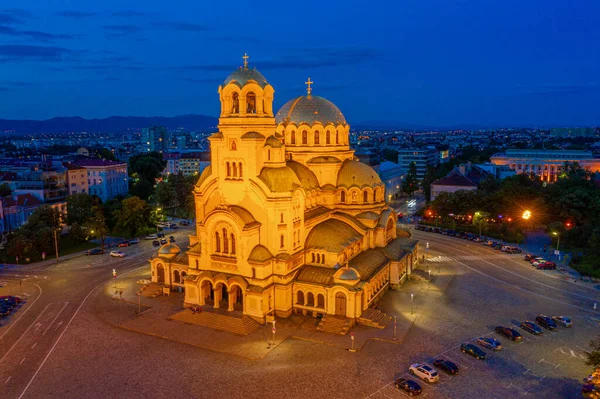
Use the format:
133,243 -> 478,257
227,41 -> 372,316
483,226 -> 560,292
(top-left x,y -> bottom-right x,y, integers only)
57,11 -> 97,18
0,25 -> 76,41
0,44 -> 74,61
111,10 -> 149,17
521,83 -> 600,96
103,24 -> 142,37
155,22 -> 210,32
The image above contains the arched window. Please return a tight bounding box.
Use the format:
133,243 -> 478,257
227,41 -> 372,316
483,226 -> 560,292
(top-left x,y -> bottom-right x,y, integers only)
231,92 -> 239,113
326,130 -> 331,144
195,260 -> 199,268
291,131 -> 296,144
302,130 -> 308,145
246,92 -> 256,113
181,271 -> 187,280
222,228 -> 229,253
238,163 -> 243,177
280,235 -> 284,248
215,232 -> 220,252
231,141 -> 237,150
340,191 -> 346,203
280,213 -> 284,223
363,190 -> 368,203
316,254 -> 320,263
373,189 -> 377,202
314,131 -> 320,145
307,292 -> 315,307
312,253 -> 315,263
321,255 -> 325,264
231,234 -> 236,254
317,294 -> 325,308
232,162 -> 237,177
268,149 -> 271,161
226,162 -> 231,177
336,131 -> 339,144
297,291 -> 305,305
174,270 -> 180,284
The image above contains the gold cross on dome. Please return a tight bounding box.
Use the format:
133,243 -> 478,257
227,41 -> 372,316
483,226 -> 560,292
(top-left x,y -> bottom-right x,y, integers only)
305,77 -> 313,95
242,52 -> 249,69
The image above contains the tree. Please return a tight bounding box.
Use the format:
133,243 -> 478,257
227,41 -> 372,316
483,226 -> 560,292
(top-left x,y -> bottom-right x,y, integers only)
587,336 -> 600,368
154,181 -> 177,211
129,151 -> 166,183
24,206 -> 61,232
130,180 -> 154,201
472,211 -> 489,236
402,162 -> 418,196
0,183 -> 11,197
382,148 -> 399,163
85,205 -> 109,249
66,193 -> 97,226
421,165 -> 437,202
113,196 -> 152,238
92,147 -> 117,161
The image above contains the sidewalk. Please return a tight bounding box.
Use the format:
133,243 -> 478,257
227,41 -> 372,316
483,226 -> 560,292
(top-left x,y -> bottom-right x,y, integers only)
96,266 -> 455,360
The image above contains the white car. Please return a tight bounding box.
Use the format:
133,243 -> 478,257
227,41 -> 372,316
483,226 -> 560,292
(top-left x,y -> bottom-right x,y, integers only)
144,234 -> 158,240
532,259 -> 547,267
110,251 -> 127,258
409,363 -> 439,383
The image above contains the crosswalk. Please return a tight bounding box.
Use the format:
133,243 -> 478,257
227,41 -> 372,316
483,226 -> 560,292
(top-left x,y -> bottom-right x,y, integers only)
427,254 -> 519,263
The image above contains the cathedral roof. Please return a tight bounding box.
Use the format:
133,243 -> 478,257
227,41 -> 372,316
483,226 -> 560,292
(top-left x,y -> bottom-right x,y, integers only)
296,266 -> 336,285
348,249 -> 389,281
275,95 -> 347,126
375,238 -> 410,261
195,165 -> 212,187
305,219 -> 362,252
158,243 -> 181,255
223,67 -> 269,89
228,205 -> 259,227
241,131 -> 266,140
307,156 -> 342,165
335,266 -> 361,281
337,159 -> 384,189
247,245 -> 273,263
258,166 -> 302,192
264,135 -> 284,148
286,160 -> 320,190
356,211 -> 380,220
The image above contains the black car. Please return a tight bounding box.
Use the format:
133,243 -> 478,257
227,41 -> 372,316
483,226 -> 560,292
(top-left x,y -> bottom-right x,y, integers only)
394,378 -> 422,396
432,359 -> 459,375
461,343 -> 486,359
152,240 -> 160,247
160,238 -> 167,245
495,326 -> 523,342
157,232 -> 165,238
520,321 -> 543,335
536,315 -> 558,331
169,236 -> 176,242
86,248 -> 104,256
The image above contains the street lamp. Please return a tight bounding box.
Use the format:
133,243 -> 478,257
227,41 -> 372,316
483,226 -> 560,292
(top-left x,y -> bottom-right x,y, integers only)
428,269 -> 431,289
522,210 -> 531,220
410,293 -> 414,315
553,232 -> 560,252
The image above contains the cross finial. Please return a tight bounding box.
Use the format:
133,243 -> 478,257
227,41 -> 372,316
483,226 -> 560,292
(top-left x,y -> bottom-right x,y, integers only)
305,77 -> 313,96
242,52 -> 249,69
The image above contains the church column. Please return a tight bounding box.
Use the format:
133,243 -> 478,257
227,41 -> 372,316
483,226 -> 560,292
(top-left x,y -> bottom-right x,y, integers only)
198,284 -> 206,305
228,289 -> 236,312
214,287 -> 222,309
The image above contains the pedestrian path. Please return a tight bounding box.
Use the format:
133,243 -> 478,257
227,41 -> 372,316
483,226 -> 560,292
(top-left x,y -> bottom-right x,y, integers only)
426,254 -> 521,263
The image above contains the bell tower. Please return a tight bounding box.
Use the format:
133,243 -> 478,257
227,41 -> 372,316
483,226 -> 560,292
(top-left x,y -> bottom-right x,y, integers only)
209,54 -> 279,186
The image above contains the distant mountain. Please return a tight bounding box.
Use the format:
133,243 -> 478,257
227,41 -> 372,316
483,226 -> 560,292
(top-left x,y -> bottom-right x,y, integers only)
0,114 -> 219,134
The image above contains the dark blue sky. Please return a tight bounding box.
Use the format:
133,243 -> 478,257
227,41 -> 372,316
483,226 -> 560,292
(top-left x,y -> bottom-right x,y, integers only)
0,0 -> 598,127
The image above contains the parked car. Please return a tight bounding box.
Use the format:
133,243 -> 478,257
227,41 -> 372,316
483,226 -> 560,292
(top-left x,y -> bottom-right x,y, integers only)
520,321 -> 543,335
432,359 -> 459,375
552,316 -> 572,328
394,378 -> 422,396
117,241 -> 130,247
507,247 -> 522,254
86,248 -> 104,256
179,221 -> 190,226
110,251 -> 126,258
408,364 -> 439,383
130,238 -> 140,245
524,254 -> 537,261
532,259 -> 548,267
495,326 -> 523,342
169,236 -> 176,242
536,315 -> 558,330
530,257 -> 545,265
144,234 -> 158,240
152,240 -> 160,247
477,337 -> 503,351
537,261 -> 556,270
160,238 -> 167,245
157,232 -> 165,238
460,343 -> 486,359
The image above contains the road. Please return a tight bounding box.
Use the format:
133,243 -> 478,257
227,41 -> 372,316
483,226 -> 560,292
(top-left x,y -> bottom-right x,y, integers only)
0,226 -> 193,399
0,226 -> 597,398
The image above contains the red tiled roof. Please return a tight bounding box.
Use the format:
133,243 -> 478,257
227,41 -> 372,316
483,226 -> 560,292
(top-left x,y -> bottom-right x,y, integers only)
1,193 -> 43,208
432,171 -> 477,187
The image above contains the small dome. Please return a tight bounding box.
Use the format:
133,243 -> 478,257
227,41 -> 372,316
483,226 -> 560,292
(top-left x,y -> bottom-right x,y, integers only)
337,267 -> 360,281
258,166 -> 302,192
223,67 -> 268,88
337,159 -> 383,189
264,135 -> 284,148
286,160 -> 319,190
159,243 -> 181,255
275,95 -> 346,126
241,131 -> 265,140
248,245 -> 273,263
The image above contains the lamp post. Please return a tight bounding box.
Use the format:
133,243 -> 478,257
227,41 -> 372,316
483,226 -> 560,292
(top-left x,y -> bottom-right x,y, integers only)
552,232 -> 560,252
53,228 -> 59,263
474,211 -> 482,237
410,293 -> 414,315
522,210 -> 531,245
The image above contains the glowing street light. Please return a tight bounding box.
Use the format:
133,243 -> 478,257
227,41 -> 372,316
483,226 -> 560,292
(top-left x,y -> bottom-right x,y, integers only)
553,232 -> 560,252
522,210 -> 531,220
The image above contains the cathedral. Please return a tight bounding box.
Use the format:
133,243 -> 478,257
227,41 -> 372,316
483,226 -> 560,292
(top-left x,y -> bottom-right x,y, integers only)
150,55 -> 420,324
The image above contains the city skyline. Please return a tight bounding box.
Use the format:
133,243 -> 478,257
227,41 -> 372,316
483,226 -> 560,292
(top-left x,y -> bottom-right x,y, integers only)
0,1 -> 599,127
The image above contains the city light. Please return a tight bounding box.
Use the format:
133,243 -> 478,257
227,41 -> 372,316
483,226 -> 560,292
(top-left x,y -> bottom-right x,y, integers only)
522,210 -> 531,220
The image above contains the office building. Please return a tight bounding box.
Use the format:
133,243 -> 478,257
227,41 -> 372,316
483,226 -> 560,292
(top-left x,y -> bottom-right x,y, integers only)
397,147 -> 439,179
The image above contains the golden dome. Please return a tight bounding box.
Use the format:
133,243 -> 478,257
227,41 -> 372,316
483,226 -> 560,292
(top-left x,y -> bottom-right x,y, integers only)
223,67 -> 268,88
337,160 -> 383,189
286,160 -> 319,190
264,135 -> 284,148
195,165 -> 212,187
159,243 -> 181,255
305,219 -> 362,252
258,166 -> 302,192
335,266 -> 361,281
275,95 -> 346,126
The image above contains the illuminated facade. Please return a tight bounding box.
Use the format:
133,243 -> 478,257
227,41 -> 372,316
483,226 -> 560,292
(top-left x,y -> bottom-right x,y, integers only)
150,57 -> 419,324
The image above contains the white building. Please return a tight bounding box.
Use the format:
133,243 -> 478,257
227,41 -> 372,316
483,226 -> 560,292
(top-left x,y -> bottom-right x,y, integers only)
74,159 -> 129,202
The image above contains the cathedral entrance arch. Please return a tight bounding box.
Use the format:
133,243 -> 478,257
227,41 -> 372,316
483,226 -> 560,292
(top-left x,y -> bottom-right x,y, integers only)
200,280 -> 214,305
229,285 -> 243,312
335,292 -> 347,317
157,264 -> 165,283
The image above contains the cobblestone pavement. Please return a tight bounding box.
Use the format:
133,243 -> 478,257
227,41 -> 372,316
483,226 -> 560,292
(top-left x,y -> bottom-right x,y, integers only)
8,231 -> 599,399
